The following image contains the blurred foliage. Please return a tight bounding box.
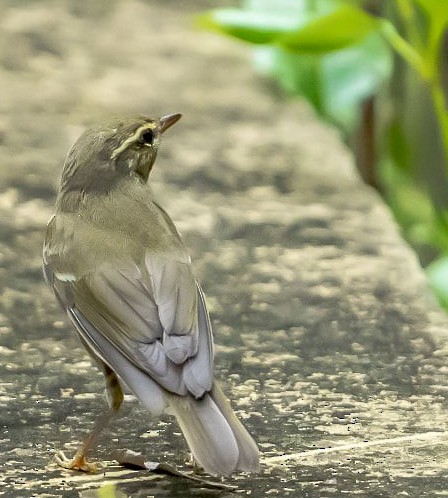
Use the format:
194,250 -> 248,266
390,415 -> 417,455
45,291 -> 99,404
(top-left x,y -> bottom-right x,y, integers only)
94,484 -> 125,498
199,1 -> 391,132
198,0 -> 448,310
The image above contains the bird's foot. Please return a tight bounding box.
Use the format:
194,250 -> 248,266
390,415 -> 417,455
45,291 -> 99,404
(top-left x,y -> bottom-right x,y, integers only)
55,450 -> 104,473
187,453 -> 204,474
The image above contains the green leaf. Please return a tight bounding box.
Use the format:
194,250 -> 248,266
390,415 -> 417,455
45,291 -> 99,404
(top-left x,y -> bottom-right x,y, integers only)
265,32 -> 391,132
321,32 -> 392,129
427,255 -> 448,310
279,4 -> 381,53
196,1 -> 347,47
97,484 -> 122,498
268,49 -> 325,111
196,9 -> 300,45
414,0 -> 448,23
414,0 -> 448,57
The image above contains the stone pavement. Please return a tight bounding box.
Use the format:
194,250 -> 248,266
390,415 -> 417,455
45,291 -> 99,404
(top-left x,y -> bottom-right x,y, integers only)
1,1 -> 448,496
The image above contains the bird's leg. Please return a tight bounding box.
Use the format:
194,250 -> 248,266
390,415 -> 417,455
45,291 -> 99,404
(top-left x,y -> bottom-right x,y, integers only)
56,363 -> 123,473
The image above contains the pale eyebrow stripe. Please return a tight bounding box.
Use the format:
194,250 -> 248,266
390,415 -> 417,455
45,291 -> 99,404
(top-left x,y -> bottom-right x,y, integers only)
111,123 -> 157,159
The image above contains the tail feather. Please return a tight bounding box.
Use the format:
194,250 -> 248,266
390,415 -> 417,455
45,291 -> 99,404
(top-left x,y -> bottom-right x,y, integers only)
169,384 -> 259,476
210,383 -> 260,473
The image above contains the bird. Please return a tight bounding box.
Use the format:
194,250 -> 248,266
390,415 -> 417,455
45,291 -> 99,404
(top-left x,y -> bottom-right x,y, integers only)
42,113 -> 260,476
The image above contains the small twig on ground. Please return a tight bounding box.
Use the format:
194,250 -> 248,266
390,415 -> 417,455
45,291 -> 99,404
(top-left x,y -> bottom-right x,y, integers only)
111,449 -> 238,492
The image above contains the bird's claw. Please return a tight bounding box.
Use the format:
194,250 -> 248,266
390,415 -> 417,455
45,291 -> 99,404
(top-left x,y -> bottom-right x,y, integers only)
55,450 -> 105,473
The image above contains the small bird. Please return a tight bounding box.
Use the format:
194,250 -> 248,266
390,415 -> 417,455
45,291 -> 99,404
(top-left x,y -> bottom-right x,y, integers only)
43,114 -> 259,476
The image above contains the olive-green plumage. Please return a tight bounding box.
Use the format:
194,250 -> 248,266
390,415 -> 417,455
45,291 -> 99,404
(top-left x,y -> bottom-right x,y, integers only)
43,113 -> 259,476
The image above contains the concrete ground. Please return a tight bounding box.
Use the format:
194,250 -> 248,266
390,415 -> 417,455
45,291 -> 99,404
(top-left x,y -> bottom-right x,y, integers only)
1,1 -> 448,496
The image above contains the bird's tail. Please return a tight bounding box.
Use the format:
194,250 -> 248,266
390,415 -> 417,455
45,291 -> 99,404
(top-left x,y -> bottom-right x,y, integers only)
168,383 -> 260,476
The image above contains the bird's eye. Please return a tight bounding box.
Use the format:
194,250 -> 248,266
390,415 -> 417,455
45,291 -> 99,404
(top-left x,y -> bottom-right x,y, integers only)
139,129 -> 154,145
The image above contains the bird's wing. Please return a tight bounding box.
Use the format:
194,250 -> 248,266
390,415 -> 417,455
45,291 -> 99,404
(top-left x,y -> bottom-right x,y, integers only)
44,255 -> 214,398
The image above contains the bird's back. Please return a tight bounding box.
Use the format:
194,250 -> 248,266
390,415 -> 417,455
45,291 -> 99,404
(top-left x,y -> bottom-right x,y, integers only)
44,179 -> 190,279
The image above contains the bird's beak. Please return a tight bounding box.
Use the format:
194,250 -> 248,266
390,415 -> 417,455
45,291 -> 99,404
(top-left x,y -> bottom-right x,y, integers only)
159,113 -> 182,133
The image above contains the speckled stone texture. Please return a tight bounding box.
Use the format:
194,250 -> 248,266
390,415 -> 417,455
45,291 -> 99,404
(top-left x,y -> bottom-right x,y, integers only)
1,1 -> 448,497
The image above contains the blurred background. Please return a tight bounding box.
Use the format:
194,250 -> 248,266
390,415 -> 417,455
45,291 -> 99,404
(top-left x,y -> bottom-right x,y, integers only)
199,0 -> 448,309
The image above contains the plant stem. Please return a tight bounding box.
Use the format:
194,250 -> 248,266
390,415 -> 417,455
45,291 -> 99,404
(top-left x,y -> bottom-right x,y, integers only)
395,0 -> 424,52
431,81 -> 448,176
380,20 -> 428,79
381,12 -> 448,203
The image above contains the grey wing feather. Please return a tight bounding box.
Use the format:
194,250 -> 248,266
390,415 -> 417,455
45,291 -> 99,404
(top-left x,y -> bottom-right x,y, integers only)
144,254 -> 199,362
68,304 -> 167,415
45,253 -> 214,399
183,285 -> 214,397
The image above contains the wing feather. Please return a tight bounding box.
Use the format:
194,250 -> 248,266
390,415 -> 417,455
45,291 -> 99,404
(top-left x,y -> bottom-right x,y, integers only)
70,277 -> 187,395
46,252 -> 214,400
183,284 -> 214,396
68,305 -> 167,415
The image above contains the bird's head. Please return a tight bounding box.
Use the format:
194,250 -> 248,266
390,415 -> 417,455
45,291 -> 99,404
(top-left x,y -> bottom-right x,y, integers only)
60,113 -> 181,194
